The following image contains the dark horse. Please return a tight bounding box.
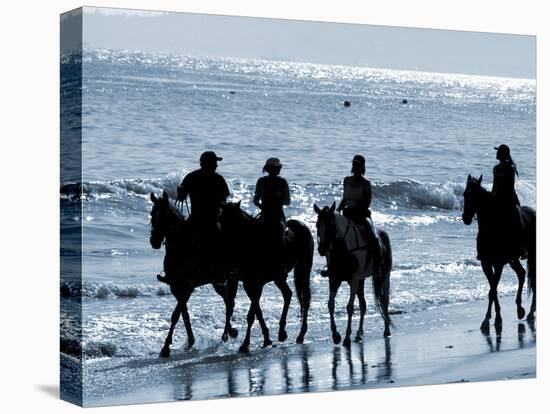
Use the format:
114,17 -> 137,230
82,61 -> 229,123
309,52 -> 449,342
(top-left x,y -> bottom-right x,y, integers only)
462,175 -> 536,331
314,202 -> 393,346
149,191 -> 239,357
219,201 -> 314,353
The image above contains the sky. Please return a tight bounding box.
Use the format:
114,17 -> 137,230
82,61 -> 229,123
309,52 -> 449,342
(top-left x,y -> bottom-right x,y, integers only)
62,6 -> 536,79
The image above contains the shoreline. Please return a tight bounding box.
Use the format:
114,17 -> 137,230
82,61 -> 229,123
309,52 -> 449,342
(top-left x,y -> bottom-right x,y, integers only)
63,294 -> 536,407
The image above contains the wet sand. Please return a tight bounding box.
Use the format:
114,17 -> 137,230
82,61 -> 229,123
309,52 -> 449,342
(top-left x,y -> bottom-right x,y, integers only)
69,294 -> 536,407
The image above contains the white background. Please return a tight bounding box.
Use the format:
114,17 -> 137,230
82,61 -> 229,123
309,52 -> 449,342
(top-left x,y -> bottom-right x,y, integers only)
0,0 -> 547,412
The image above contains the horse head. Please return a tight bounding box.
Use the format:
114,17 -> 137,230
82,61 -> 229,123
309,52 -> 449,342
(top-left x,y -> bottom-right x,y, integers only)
313,202 -> 336,256
462,174 -> 484,225
149,190 -> 182,249
219,200 -> 246,232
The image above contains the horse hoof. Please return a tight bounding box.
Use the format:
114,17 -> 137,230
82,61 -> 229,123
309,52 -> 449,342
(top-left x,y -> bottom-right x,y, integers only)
187,338 -> 195,349
480,320 -> 490,334
229,328 -> 239,339
343,337 -> 351,348
222,333 -> 228,342
278,330 -> 288,342
333,333 -> 341,345
296,335 -> 304,344
262,339 -> 273,348
494,317 -> 503,327
384,329 -> 391,338
517,307 -> 526,320
526,313 -> 535,323
159,347 -> 171,358
354,335 -> 363,343
239,345 -> 249,354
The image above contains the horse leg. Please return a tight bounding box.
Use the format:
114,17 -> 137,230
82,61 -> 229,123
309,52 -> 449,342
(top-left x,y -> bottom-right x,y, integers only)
328,278 -> 342,344
509,259 -> 526,320
296,292 -> 310,345
481,262 -> 495,332
275,279 -> 292,342
239,283 -> 261,353
343,277 -> 360,347
214,279 -> 239,342
527,272 -> 536,322
527,286 -> 536,322
355,279 -> 366,343
160,301 -> 183,358
527,251 -> 536,322
226,278 -> 240,338
492,263 -> 504,327
382,271 -> 392,337
180,289 -> 195,349
254,287 -> 272,348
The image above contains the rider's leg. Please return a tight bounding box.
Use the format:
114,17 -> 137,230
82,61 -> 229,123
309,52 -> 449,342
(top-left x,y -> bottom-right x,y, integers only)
365,218 -> 382,278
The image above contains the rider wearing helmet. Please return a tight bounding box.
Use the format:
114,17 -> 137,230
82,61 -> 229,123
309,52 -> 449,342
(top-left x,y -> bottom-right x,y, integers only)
336,154 -> 382,278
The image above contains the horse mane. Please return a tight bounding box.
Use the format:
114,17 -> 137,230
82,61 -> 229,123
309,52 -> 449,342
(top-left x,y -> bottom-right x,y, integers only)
468,177 -> 492,202
225,202 -> 255,223
167,201 -> 186,223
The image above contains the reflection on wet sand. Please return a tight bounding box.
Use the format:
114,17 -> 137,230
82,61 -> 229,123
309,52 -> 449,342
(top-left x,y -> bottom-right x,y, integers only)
165,316 -> 537,402
482,320 -> 536,353
166,338 -> 396,400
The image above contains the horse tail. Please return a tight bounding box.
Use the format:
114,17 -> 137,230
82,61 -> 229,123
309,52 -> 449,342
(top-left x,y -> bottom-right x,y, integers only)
525,207 -> 536,295
287,220 -> 313,317
372,229 -> 394,329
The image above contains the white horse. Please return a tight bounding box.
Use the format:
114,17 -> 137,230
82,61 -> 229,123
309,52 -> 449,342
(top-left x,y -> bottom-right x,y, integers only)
314,202 -> 393,346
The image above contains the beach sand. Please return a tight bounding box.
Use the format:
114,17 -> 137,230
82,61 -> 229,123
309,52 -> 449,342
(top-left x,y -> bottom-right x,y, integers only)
66,294 -> 536,407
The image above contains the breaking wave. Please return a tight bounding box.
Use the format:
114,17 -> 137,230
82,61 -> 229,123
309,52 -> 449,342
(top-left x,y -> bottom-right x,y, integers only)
60,174 -> 535,212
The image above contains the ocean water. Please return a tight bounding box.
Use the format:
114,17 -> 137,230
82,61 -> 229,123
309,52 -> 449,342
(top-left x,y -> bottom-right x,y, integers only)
60,49 -> 536,363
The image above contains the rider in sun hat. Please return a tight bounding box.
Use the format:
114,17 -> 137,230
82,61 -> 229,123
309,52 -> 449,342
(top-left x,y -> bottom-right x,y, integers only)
254,157 -> 291,253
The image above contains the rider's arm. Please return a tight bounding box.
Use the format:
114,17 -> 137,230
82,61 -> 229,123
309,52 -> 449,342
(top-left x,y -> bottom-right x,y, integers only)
363,179 -> 372,210
282,178 -> 291,206
337,177 -> 348,212
177,175 -> 190,202
253,178 -> 262,209
220,176 -> 230,202
491,165 -> 499,195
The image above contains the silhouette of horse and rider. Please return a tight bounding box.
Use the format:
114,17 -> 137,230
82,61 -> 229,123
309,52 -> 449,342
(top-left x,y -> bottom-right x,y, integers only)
462,144 -> 536,332
150,152 -> 313,354
149,145 -> 535,356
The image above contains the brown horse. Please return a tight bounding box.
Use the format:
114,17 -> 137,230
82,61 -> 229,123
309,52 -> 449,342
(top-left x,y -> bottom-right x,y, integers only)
219,201 -> 314,353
